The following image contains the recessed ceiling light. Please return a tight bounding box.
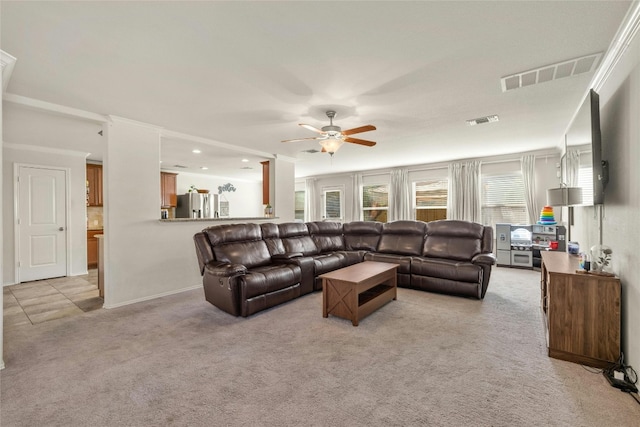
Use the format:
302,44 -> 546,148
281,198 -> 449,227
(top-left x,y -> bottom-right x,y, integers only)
200,166 -> 208,170
192,149 -> 201,154
241,158 -> 249,162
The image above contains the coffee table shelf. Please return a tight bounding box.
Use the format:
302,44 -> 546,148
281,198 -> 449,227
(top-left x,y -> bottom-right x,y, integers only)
320,261 -> 398,326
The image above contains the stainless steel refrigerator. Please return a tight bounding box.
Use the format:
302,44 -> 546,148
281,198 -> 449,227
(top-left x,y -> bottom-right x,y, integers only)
176,193 -> 218,218
495,223 -> 511,266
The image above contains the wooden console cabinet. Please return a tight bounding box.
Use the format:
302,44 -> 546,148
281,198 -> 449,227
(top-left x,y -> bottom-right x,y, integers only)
540,251 -> 620,368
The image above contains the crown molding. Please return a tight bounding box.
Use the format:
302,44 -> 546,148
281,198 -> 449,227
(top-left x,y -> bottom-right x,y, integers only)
107,115 -> 163,131
1,50 -> 17,92
3,93 -> 108,123
591,0 -> 640,92
161,129 -> 274,160
3,142 -> 89,158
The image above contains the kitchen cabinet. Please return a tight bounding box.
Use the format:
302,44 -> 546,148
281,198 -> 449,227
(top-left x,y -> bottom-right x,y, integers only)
161,172 -> 178,208
540,251 -> 620,368
87,229 -> 102,268
261,161 -> 269,205
86,164 -> 103,206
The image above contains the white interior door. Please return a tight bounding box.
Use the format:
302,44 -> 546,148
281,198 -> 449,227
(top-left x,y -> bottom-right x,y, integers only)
18,166 -> 67,282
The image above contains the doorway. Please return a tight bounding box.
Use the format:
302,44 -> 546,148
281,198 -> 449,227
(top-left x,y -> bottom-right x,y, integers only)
16,165 -> 68,283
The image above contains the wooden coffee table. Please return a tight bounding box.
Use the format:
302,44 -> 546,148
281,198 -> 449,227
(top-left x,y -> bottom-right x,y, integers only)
320,261 -> 398,326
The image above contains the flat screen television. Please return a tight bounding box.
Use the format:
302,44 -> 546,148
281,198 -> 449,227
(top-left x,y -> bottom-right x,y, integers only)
564,89 -> 608,205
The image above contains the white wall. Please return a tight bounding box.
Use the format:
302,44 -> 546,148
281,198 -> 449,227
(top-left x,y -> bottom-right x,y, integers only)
2,145 -> 89,285
570,24 -> 640,371
273,156 -> 296,222
103,117 -> 192,307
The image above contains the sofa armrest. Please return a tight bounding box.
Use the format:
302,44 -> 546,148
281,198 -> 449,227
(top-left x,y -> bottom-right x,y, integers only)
472,253 -> 496,265
204,261 -> 247,277
272,252 -> 303,260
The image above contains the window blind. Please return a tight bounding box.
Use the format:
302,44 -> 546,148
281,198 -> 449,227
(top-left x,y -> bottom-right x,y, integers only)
325,190 -> 341,219
415,180 -> 448,207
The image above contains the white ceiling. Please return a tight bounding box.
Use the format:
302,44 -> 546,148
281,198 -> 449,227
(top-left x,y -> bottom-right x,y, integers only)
1,1 -> 632,180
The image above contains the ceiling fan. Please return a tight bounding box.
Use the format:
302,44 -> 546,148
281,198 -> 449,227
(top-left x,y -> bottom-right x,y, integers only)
282,110 -> 376,155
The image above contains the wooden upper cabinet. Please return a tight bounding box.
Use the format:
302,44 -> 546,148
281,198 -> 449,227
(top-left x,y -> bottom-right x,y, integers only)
86,164 -> 103,206
161,172 -> 178,208
261,161 -> 269,205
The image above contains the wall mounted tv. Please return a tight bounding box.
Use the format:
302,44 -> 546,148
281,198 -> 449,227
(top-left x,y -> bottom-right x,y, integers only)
563,89 -> 608,205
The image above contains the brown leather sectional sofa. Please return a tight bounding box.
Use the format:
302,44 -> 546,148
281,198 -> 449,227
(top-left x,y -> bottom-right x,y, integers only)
193,220 -> 496,317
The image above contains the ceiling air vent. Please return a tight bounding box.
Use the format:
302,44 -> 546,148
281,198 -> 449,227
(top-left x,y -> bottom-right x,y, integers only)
172,164 -> 188,168
302,149 -> 320,154
466,115 -> 499,126
501,52 -> 602,92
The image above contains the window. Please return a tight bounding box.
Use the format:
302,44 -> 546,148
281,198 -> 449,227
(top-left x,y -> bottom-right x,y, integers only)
578,165 -> 594,206
414,179 -> 447,222
362,184 -> 389,222
323,188 -> 343,220
294,190 -> 305,221
482,172 -> 528,229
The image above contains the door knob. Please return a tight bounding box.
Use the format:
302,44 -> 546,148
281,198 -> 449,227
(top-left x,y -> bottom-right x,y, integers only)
59,227 -> 64,231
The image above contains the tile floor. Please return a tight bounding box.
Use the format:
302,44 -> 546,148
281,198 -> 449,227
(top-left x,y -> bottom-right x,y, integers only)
3,269 -> 103,328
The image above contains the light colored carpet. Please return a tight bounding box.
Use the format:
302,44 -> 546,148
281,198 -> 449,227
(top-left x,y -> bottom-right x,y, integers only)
1,267 -> 638,426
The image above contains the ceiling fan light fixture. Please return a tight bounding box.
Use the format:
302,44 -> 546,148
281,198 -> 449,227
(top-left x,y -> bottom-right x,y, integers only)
319,137 -> 345,155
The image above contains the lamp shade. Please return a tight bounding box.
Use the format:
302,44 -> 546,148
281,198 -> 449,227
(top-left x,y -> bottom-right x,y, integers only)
319,137 -> 345,154
546,186 -> 583,206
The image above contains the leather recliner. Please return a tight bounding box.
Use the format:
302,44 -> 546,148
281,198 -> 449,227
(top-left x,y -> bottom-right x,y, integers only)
194,224 -> 302,317
411,220 -> 495,298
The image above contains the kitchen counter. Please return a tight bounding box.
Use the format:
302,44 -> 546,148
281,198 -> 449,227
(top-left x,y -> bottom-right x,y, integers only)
160,217 -> 278,223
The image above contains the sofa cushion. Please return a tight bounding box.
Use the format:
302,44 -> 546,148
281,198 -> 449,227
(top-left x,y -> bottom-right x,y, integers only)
278,222 -> 319,256
363,252 -> 412,275
260,223 -> 286,255
376,220 -> 426,256
343,221 -> 383,251
240,264 -> 301,300
213,240 -> 272,269
411,257 -> 481,283
424,220 -> 483,261
205,224 -> 272,269
205,223 -> 262,246
312,253 -> 347,275
307,221 -> 345,252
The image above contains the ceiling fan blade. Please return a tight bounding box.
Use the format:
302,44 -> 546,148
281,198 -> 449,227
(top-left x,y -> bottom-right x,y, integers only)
299,123 -> 325,134
281,137 -> 323,143
341,125 -> 376,136
344,137 -> 376,147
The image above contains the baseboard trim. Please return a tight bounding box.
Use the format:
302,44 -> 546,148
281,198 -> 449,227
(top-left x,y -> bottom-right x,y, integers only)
103,284 -> 202,309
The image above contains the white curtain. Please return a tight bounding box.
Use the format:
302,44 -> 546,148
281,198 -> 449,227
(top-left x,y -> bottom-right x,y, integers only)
389,168 -> 411,221
447,161 -> 481,222
350,173 -> 362,222
565,149 -> 580,187
521,154 -> 537,224
304,178 -> 317,222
